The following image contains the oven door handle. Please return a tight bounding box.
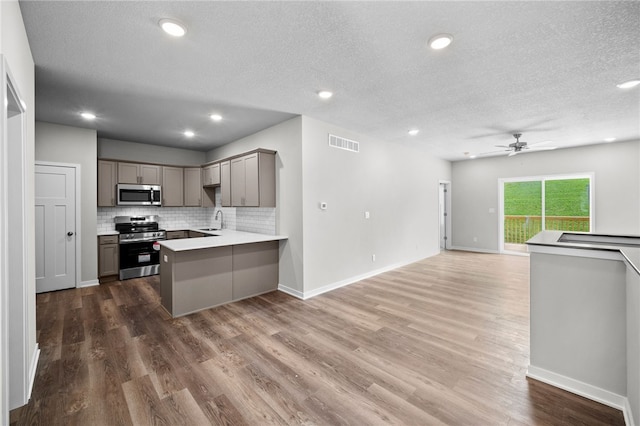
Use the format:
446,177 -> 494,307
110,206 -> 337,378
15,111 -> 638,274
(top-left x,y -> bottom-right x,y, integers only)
119,239 -> 166,245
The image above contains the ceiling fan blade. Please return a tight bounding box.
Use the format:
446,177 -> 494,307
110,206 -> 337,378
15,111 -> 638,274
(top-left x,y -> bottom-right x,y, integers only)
494,145 -> 510,148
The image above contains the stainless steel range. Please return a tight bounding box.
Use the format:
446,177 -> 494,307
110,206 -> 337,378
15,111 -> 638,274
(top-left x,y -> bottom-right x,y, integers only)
115,215 -> 166,280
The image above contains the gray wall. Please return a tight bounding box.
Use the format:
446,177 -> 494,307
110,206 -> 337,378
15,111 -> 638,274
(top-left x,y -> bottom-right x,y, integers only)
300,116 -> 452,294
99,137 -> 206,166
35,122 -> 98,283
451,140 -> 640,252
206,116 -> 304,294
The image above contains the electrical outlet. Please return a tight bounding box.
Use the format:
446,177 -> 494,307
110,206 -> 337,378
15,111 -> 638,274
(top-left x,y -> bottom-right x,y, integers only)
364,211 -> 370,219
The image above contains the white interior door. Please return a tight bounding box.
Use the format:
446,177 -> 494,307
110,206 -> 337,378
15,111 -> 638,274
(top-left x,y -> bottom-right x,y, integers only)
35,164 -> 76,293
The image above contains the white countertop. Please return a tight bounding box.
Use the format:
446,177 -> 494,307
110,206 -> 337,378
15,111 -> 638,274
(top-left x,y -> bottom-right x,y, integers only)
527,231 -> 640,275
98,230 -> 119,236
159,229 -> 287,252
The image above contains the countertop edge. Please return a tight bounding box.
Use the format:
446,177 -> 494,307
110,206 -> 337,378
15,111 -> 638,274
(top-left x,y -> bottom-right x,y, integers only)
526,231 -> 640,276
159,229 -> 288,252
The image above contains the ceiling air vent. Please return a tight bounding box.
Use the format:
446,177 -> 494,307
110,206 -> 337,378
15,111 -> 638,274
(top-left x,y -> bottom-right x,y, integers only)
328,134 -> 359,153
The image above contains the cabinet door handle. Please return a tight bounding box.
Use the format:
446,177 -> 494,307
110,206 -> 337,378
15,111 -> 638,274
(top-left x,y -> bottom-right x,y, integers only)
111,198 -> 114,206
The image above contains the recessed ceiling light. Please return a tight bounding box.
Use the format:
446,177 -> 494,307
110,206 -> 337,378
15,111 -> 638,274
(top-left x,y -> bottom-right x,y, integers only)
604,137 -> 616,142
184,130 -> 194,137
317,90 -> 333,99
408,129 -> 419,136
616,79 -> 640,89
210,114 -> 223,122
80,112 -> 96,120
159,19 -> 187,37
428,34 -> 453,50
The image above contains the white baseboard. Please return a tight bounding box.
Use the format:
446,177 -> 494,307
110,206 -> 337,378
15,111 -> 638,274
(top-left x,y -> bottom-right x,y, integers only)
299,255 -> 430,300
79,279 -> 99,288
277,284 -> 304,300
527,365 -> 631,423
624,398 -> 636,426
27,344 -> 40,402
450,246 -> 500,254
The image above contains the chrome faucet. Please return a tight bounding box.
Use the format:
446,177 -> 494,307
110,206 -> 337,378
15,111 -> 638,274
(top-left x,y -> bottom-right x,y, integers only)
214,209 -> 223,228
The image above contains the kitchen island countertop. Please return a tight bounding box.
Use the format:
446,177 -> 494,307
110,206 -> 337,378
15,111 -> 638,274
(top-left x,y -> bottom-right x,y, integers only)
527,230 -> 640,275
159,229 -> 287,252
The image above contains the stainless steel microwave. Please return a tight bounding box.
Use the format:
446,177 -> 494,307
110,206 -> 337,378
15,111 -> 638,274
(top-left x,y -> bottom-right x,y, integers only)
117,184 -> 162,206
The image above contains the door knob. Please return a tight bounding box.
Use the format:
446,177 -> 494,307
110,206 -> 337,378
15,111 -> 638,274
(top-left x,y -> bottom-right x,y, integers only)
67,231 -> 74,236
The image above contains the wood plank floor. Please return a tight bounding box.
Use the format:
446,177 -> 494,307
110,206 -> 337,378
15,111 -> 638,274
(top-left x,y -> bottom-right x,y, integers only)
11,251 -> 625,425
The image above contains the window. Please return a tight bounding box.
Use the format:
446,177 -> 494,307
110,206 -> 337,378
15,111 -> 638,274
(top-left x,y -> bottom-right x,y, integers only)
500,174 -> 593,253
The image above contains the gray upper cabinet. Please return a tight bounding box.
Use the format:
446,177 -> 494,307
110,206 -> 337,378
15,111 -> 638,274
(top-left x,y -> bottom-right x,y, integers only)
202,163 -> 220,186
118,162 -> 162,185
220,161 -> 231,207
162,166 -> 184,207
230,152 -> 275,207
184,167 -> 202,206
97,160 -> 117,207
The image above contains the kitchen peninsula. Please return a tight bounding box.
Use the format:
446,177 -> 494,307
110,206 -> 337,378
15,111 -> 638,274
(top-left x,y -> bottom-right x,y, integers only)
159,229 -> 287,317
526,231 -> 640,424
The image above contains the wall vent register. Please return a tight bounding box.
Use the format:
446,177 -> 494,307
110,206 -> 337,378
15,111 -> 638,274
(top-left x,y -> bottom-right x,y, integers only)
329,133 -> 360,153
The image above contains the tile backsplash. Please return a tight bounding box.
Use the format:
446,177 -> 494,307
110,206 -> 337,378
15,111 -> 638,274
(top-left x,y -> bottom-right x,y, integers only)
98,188 -> 276,235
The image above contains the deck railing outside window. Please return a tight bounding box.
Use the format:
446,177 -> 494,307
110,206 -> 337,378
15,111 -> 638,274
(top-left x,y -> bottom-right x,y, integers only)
504,215 -> 590,244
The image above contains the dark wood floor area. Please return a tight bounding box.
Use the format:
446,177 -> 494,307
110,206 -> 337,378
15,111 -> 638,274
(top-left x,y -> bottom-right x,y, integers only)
11,251 -> 624,425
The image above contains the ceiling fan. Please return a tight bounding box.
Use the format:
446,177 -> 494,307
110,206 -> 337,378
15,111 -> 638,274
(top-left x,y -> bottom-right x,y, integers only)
479,133 -> 557,157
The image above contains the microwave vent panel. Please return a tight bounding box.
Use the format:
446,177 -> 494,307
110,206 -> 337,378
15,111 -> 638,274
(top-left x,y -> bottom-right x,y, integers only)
328,134 -> 360,153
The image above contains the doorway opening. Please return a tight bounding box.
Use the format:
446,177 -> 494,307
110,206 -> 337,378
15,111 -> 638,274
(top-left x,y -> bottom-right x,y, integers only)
499,174 -> 593,254
439,181 -> 451,251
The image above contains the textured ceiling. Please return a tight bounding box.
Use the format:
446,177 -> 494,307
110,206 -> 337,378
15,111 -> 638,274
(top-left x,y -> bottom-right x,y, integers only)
19,1 -> 640,160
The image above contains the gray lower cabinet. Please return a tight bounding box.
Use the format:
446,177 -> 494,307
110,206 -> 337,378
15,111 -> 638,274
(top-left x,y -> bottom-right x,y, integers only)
160,241 -> 280,317
165,230 -> 187,240
232,241 -> 279,300
98,235 -> 119,280
160,246 -> 233,317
